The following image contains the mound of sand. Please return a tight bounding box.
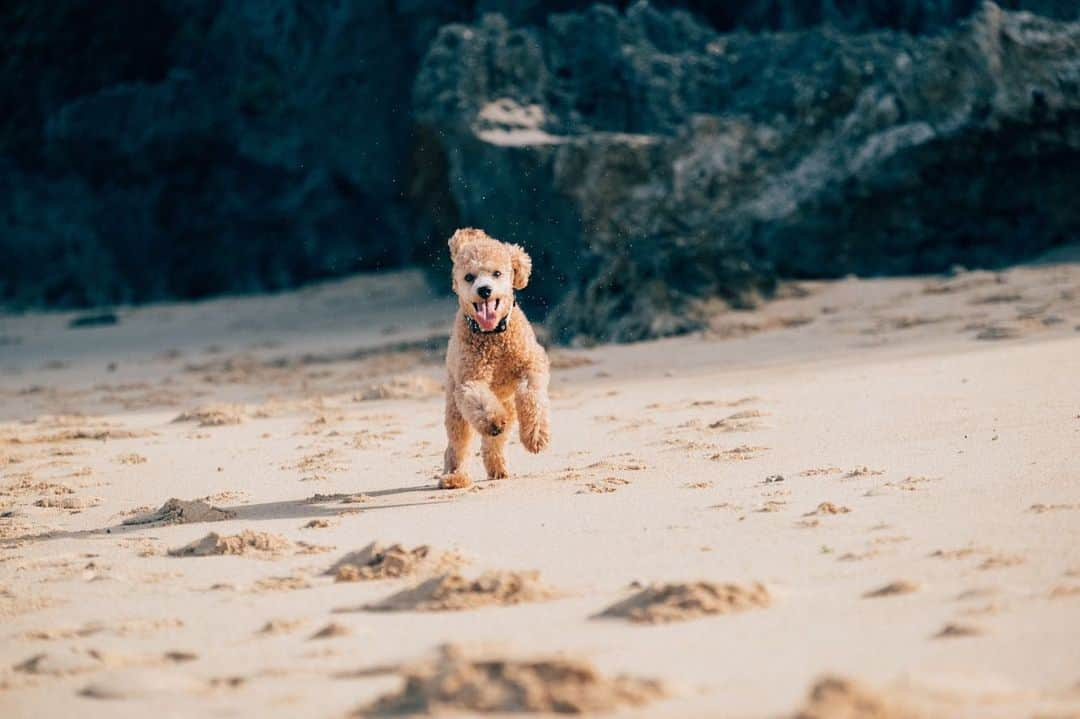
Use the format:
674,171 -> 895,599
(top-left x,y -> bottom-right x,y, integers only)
327,542 -> 456,581
934,622 -> 982,639
863,581 -> 920,598
167,530 -> 291,558
257,618 -> 306,636
792,675 -> 918,719
122,498 -> 235,526
355,375 -> 442,401
357,644 -> 665,716
364,571 -> 557,612
709,410 -> 768,432
172,404 -> 247,427
598,581 -> 771,624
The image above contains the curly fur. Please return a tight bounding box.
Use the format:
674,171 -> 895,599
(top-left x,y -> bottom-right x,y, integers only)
440,228 -> 550,489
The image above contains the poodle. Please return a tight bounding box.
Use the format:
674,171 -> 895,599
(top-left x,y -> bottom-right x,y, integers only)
440,228 -> 551,489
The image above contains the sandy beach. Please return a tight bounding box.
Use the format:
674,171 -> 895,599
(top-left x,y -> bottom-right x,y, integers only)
2,254 -> 1079,718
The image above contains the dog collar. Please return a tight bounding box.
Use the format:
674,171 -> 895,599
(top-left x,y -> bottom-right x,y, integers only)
466,300 -> 515,335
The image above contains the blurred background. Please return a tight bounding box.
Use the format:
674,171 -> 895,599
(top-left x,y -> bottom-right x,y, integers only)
1,0 -> 1077,343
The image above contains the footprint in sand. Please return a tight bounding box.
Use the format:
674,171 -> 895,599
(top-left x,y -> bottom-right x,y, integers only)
578,477 -> 630,494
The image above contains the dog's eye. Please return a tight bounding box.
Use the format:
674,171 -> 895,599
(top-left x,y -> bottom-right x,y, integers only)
492,270 -> 502,278
463,273 -> 475,283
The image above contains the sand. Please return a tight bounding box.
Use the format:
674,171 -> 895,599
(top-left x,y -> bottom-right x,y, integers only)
167,530 -> 292,558
122,498 -> 236,525
356,644 -> 666,716
325,542 -> 457,582
863,581 -> 921,599
1,259 -> 1079,717
598,581 -> 771,624
362,571 -> 558,612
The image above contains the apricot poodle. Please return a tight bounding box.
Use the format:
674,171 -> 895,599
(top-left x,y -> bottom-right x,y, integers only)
440,228 -> 551,489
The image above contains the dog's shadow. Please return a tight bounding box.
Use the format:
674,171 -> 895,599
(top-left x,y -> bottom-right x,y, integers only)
1,482 -> 454,547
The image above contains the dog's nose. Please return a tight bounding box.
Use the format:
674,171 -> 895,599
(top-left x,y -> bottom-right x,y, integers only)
477,285 -> 492,299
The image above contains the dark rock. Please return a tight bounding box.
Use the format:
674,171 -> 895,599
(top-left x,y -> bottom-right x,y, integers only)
68,311 -> 118,329
1,0 -> 1077,333
414,2 -> 1080,342
0,1 -> 475,307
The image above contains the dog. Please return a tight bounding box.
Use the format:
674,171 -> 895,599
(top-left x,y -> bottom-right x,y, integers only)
440,228 -> 550,489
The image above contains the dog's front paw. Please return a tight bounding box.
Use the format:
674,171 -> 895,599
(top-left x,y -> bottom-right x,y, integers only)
484,409 -> 509,437
520,415 -> 550,454
439,471 -> 471,490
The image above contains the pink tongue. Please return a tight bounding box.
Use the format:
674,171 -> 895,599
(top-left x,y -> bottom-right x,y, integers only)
477,301 -> 498,329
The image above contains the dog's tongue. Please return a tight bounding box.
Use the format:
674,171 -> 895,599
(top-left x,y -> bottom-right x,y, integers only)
476,300 -> 499,330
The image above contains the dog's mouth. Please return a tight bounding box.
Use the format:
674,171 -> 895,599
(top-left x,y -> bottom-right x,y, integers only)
471,298 -> 502,331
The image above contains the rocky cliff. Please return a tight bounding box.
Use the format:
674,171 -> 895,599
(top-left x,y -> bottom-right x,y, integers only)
415,2 -> 1080,340
1,1 -> 1077,342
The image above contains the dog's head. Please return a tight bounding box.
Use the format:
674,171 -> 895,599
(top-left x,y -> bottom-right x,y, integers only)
448,228 -> 531,332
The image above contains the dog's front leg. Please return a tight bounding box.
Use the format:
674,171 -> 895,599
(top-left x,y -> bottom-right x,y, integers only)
440,382 -> 473,489
455,380 -> 510,438
515,369 -> 550,454
481,404 -> 513,480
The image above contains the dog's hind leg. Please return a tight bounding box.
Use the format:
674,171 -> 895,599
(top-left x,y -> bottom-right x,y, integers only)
440,384 -> 473,489
515,370 -> 550,454
481,399 -> 515,479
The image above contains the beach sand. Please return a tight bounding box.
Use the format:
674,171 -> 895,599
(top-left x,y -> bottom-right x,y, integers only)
1,255 -> 1079,717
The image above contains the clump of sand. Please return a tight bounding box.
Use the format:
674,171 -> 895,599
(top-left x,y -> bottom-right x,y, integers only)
805,502 -> 851,516
708,410 -> 768,432
791,675 -> 918,719
364,571 -> 557,612
934,622 -> 982,639
257,618 -> 306,636
309,622 -> 351,640
863,580 -> 920,598
356,644 -> 665,716
597,581 -> 771,624
123,498 -> 236,526
172,403 -> 247,427
355,374 -> 442,401
168,530 -> 291,558
327,542 -> 460,582
33,496 -> 101,510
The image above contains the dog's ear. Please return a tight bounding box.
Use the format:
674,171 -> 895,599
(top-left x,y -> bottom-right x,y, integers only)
509,244 -> 532,290
448,228 -> 481,261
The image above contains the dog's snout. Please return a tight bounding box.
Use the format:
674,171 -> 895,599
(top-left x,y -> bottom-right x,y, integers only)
477,285 -> 492,299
